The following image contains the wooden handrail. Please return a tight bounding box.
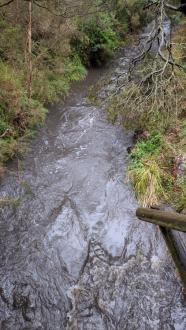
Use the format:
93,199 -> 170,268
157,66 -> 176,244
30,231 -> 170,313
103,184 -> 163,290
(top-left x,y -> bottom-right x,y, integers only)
136,208 -> 186,232
160,227 -> 186,289
136,207 -> 186,290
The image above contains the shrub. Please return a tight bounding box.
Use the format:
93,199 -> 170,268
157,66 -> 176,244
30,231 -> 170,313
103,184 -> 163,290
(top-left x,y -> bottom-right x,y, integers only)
115,0 -> 151,32
72,13 -> 119,67
0,18 -> 23,65
33,54 -> 86,103
130,133 -> 163,167
0,61 -> 47,165
107,68 -> 186,132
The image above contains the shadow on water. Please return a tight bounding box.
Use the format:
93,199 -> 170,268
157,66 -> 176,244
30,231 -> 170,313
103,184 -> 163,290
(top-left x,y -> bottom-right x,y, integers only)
0,33 -> 186,329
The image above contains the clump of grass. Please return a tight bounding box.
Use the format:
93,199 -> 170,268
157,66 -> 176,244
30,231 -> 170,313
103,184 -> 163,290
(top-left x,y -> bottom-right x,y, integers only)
130,133 -> 163,167
0,165 -> 5,179
128,134 -> 167,206
0,197 -> 20,208
0,138 -> 19,163
128,158 -> 166,207
128,129 -> 186,209
128,157 -> 166,207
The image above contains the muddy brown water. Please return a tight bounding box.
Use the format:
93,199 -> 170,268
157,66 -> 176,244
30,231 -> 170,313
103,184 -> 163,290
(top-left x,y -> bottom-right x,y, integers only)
0,40 -> 186,330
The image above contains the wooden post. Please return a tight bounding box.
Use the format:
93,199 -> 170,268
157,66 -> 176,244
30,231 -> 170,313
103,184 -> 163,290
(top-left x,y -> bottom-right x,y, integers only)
136,207 -> 186,290
160,227 -> 186,289
136,208 -> 186,232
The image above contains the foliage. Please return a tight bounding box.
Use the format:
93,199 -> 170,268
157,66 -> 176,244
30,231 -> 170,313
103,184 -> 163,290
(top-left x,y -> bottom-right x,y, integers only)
129,133 -> 163,168
0,18 -> 23,64
0,61 -> 47,166
128,132 -> 186,209
0,1 -> 121,167
107,68 -> 186,132
128,158 -> 166,207
72,13 -> 119,66
33,54 -> 86,103
124,84 -> 186,209
0,8 -> 87,167
115,0 -> 151,33
128,134 -> 168,206
105,14 -> 186,210
0,0 -> 149,169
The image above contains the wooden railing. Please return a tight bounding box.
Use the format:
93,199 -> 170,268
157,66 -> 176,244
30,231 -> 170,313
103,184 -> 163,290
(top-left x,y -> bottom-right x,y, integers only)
136,208 -> 186,290
136,208 -> 186,232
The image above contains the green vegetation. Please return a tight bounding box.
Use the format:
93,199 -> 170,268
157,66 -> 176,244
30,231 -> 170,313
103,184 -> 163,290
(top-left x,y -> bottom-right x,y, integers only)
115,0 -> 152,33
129,133 -> 163,169
72,13 -> 119,67
107,17 -> 186,212
72,0 -> 149,67
128,134 -> 169,206
0,0 -> 148,174
2,1 -> 185,213
0,11 -> 86,172
127,128 -> 186,210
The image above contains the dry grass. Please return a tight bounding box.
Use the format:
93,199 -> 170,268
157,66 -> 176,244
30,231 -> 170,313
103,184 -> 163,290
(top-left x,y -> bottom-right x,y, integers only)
0,197 -> 20,208
128,159 -> 166,207
0,165 -> 5,179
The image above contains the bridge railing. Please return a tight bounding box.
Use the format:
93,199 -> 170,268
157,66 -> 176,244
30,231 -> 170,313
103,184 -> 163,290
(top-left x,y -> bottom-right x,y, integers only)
136,208 -> 186,291
136,208 -> 186,232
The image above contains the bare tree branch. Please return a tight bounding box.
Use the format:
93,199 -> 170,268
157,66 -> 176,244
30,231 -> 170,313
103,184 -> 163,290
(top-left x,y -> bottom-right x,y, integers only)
0,0 -> 14,7
165,2 -> 186,14
32,0 -> 110,19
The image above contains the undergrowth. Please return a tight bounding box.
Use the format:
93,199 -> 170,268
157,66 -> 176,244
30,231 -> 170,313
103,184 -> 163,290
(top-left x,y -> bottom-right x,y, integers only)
128,133 -> 169,206
0,3 -> 148,171
106,20 -> 186,211
72,13 -> 119,67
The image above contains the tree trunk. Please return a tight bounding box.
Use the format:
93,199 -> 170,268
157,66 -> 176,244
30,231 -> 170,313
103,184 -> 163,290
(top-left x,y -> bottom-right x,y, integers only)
28,0 -> 32,101
16,0 -> 19,23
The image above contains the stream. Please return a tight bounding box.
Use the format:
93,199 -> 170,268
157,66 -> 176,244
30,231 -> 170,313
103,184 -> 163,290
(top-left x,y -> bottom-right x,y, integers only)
0,36 -> 186,330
